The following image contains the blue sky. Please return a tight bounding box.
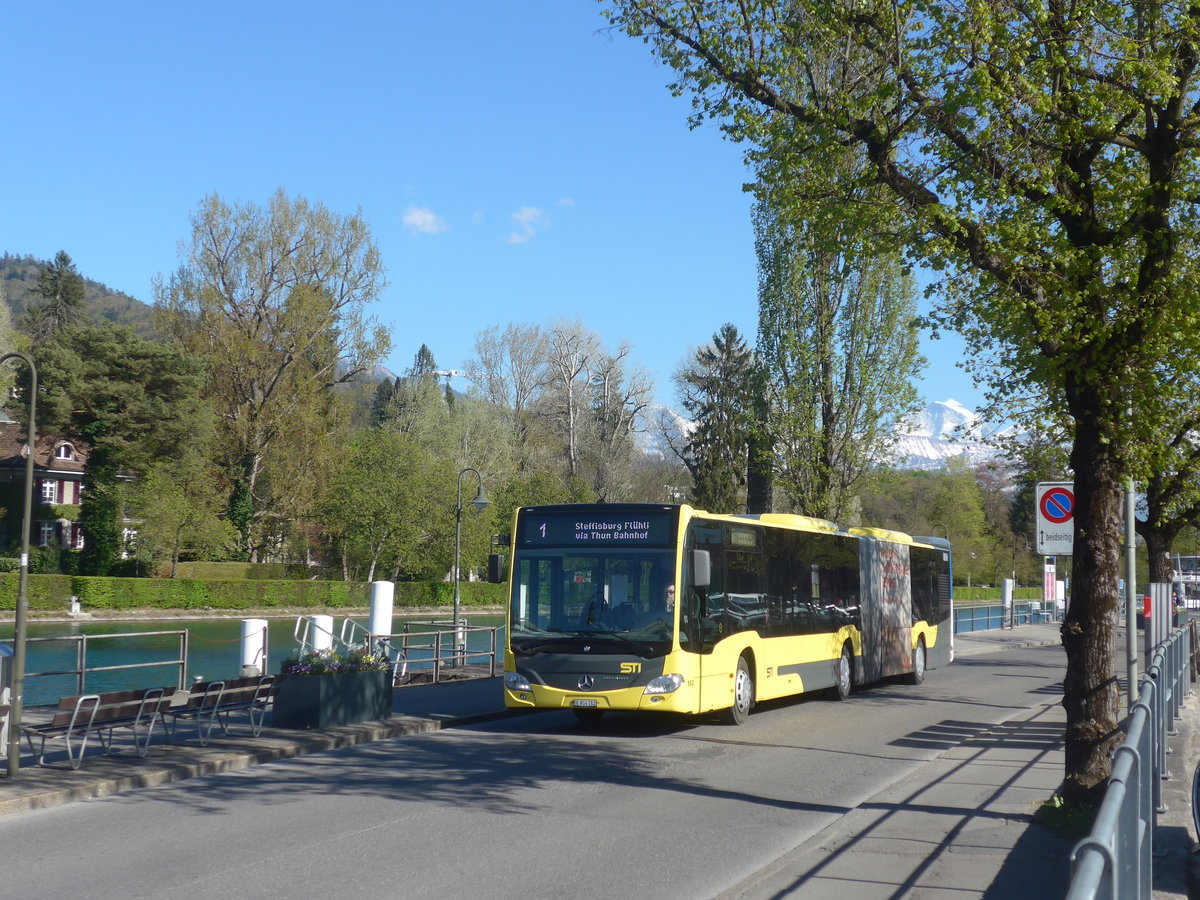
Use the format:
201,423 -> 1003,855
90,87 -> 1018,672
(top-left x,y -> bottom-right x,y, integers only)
2,1 -> 981,412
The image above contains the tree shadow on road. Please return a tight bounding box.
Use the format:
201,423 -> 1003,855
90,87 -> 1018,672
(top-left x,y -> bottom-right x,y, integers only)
100,720 -> 858,820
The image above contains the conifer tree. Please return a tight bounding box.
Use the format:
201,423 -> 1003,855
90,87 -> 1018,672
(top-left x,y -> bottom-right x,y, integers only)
22,251 -> 87,341
675,323 -> 755,512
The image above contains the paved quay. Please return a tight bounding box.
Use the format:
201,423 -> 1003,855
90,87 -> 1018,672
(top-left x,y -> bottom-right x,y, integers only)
0,622 -> 1196,899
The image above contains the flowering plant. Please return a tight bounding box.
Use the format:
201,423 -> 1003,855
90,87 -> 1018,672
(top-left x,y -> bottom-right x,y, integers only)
280,647 -> 389,676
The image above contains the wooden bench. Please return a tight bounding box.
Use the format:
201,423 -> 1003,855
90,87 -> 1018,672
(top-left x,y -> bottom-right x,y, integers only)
21,687 -> 176,769
164,675 -> 274,746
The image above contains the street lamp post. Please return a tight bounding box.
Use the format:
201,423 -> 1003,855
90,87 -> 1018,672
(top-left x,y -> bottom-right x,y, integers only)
2,352 -> 36,778
1011,531 -> 1029,629
1012,531 -> 1029,585
454,467 -> 488,665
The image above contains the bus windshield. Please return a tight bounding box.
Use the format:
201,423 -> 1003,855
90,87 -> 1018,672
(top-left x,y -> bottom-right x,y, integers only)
509,548 -> 676,656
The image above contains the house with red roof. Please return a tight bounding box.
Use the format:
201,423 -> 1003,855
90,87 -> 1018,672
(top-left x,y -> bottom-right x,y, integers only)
0,413 -> 86,551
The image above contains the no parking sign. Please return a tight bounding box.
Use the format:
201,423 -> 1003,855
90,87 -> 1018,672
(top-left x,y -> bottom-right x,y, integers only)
1036,482 -> 1074,555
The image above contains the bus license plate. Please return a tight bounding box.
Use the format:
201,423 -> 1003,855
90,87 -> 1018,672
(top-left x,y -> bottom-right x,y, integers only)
571,698 -> 598,708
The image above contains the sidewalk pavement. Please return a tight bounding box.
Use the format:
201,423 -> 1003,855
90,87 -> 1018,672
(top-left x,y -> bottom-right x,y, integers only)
725,623 -> 1199,899
0,622 -> 1195,898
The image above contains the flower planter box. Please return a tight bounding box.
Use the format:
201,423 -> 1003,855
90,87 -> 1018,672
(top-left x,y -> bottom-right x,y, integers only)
272,670 -> 392,729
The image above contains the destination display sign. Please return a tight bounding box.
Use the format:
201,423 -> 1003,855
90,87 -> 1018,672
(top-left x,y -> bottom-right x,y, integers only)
518,509 -> 675,547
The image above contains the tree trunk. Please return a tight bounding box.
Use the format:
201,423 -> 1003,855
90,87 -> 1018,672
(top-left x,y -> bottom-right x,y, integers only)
1141,523 -> 1179,585
1061,414 -> 1123,804
746,377 -> 773,513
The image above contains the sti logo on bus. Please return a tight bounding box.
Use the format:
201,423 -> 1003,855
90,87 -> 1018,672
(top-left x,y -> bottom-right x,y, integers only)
620,662 -> 642,674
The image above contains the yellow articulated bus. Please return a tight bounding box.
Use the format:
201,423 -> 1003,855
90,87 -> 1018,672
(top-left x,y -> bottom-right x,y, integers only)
502,503 -> 952,724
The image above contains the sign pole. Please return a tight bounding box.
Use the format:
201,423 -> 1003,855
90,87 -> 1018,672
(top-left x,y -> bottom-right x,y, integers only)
1125,478 -> 1138,704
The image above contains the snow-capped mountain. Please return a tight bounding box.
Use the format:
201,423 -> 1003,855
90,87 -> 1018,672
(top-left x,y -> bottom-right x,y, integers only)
641,399 -> 1006,470
891,399 -> 1003,470
637,404 -> 693,460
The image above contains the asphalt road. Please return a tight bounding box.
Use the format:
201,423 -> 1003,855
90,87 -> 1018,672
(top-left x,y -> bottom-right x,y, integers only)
0,644 -> 1066,899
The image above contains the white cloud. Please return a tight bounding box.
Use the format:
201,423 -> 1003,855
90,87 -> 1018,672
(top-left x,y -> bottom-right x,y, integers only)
507,205 -> 545,244
402,206 -> 447,235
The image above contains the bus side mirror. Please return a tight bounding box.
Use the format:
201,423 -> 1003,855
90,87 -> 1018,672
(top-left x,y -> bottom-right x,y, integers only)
487,553 -> 505,584
692,549 -> 711,589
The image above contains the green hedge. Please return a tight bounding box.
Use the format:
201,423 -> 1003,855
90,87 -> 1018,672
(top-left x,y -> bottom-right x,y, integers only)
0,574 -> 74,610
954,586 -> 1044,603
0,575 -> 508,612
168,561 -> 327,581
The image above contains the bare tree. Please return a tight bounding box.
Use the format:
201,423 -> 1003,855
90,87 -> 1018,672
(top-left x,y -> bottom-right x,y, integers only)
154,189 -> 389,560
586,345 -> 654,500
464,322 -> 548,464
541,320 -> 600,478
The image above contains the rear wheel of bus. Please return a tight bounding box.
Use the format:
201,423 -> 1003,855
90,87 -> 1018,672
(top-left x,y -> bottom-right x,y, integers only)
908,638 -> 927,685
833,643 -> 853,701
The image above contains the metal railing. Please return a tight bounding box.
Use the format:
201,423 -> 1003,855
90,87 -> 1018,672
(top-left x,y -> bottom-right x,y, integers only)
293,615 -> 353,656
1067,621 -> 1194,899
374,621 -> 502,685
16,630 -> 190,696
954,601 -> 1063,633
290,617 -> 503,686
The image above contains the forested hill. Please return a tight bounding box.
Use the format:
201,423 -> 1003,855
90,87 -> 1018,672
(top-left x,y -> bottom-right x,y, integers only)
0,252 -> 153,333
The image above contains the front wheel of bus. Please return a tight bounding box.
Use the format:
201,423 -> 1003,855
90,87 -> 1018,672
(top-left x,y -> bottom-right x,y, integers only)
726,656 -> 754,725
908,638 -> 926,686
833,644 -> 853,701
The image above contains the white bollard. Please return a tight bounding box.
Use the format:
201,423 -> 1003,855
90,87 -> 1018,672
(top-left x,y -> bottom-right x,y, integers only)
241,618 -> 268,676
311,614 -> 335,652
369,581 -> 394,640
0,685 -> 9,760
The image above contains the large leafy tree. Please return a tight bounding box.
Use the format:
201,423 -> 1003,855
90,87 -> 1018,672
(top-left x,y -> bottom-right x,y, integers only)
154,190 -> 390,561
605,0 -> 1200,800
755,194 -> 923,520
321,430 -> 471,582
133,458 -> 238,577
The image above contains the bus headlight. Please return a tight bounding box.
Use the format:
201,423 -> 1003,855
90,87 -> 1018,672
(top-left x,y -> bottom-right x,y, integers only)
643,674 -> 684,695
505,671 -> 532,692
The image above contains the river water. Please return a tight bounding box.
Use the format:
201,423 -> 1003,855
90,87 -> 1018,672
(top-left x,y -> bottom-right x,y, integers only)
0,613 -> 505,707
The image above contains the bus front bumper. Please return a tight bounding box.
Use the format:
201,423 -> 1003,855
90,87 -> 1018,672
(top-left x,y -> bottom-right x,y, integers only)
503,676 -> 693,714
